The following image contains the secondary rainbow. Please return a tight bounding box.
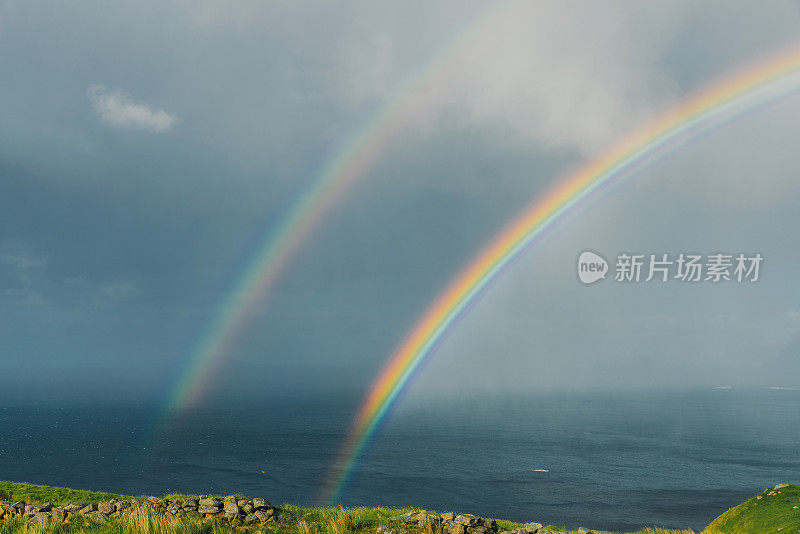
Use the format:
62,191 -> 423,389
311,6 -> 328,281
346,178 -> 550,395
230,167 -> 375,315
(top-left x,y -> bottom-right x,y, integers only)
323,42 -> 800,505
162,3 -> 517,415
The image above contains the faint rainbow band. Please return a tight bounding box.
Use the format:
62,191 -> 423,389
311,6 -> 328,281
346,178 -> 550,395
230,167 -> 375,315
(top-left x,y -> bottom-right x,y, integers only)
160,3 -> 517,418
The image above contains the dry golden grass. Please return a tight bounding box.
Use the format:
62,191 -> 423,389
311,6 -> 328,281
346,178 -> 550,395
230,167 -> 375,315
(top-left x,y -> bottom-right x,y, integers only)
298,518 -> 314,534
1,500 -> 702,534
422,516 -> 443,534
319,507 -> 371,534
1,516 -> 70,534
118,507 -> 190,534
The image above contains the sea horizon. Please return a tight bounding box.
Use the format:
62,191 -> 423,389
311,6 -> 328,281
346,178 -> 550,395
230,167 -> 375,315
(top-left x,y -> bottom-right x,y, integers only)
2,387 -> 797,532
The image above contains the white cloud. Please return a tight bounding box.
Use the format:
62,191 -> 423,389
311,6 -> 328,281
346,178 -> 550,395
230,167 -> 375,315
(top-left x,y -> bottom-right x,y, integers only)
334,1 -> 687,156
88,85 -> 176,132
442,1 -> 687,155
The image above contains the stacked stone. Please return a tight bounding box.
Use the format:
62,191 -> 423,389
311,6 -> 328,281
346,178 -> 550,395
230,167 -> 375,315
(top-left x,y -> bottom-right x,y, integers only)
384,511 -> 597,534
192,495 -> 276,525
0,499 -> 139,526
0,495 -> 278,527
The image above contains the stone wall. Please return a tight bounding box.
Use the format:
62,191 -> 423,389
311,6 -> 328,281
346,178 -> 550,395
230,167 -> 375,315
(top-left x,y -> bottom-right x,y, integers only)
0,495 -> 278,527
382,510 -> 599,534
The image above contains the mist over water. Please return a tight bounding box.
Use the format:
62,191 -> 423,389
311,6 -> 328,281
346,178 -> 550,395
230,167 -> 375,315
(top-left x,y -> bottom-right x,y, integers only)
2,388 -> 798,532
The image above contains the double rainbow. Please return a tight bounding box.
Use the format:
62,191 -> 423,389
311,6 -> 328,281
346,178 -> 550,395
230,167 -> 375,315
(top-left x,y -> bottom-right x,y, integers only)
323,43 -> 800,505
163,3 -> 515,415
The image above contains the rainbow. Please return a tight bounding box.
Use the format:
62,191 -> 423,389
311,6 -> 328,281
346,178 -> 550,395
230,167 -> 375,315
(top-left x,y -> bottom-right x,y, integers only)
323,43 -> 800,505
162,3 -> 516,415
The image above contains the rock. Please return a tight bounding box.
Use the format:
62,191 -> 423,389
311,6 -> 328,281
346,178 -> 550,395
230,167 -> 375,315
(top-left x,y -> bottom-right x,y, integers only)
252,498 -> 270,509
223,501 -> 241,514
523,522 -> 543,533
577,528 -> 591,534
85,510 -> 109,524
254,510 -> 272,523
378,527 -> 409,534
456,515 -> 480,527
51,508 -> 66,522
63,502 -> 86,513
29,512 -> 50,527
449,524 -> 466,534
1,495 -> 282,528
442,512 -> 456,521
774,483 -> 790,489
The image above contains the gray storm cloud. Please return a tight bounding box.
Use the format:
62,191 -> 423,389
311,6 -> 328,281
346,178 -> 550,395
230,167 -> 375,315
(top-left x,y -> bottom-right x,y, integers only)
1,0 -> 799,402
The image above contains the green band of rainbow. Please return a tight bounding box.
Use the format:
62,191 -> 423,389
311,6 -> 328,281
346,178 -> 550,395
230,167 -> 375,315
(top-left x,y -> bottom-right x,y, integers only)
323,43 -> 800,505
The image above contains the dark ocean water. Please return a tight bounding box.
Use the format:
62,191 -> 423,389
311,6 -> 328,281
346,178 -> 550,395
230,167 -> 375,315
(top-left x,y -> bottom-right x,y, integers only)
1,389 -> 798,532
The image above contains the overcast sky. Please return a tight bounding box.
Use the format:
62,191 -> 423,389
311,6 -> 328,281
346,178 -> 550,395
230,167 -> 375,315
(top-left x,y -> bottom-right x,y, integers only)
2,0 -> 800,404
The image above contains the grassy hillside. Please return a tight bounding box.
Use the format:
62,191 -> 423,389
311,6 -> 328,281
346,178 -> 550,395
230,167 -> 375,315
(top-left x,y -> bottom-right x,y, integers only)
0,481 -> 129,506
703,484 -> 800,534
0,480 -> 732,534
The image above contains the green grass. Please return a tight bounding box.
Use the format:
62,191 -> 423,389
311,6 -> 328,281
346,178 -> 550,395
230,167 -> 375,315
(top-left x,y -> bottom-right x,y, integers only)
703,484 -> 800,534
495,519 -> 523,531
0,481 -> 130,506
0,480 -> 793,534
281,504 -> 414,525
